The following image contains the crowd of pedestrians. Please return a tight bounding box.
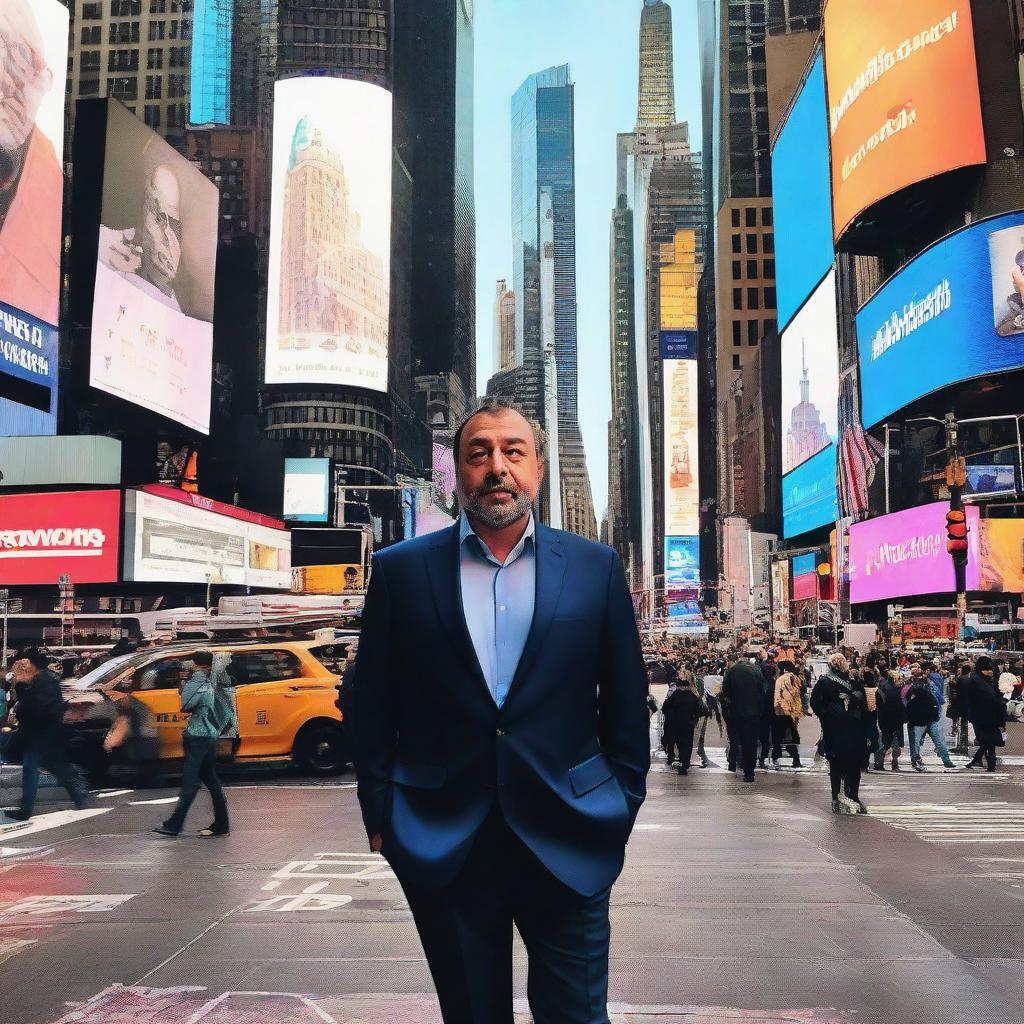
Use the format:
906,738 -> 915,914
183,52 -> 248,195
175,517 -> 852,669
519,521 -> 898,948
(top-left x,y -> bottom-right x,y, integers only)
643,633 -> 1020,815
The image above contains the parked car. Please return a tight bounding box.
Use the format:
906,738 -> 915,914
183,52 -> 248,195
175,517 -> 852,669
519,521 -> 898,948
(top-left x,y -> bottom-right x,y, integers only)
60,641 -> 347,783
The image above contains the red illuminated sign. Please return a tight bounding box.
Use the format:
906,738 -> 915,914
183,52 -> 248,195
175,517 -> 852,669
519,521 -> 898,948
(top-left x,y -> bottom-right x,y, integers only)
0,490 -> 121,584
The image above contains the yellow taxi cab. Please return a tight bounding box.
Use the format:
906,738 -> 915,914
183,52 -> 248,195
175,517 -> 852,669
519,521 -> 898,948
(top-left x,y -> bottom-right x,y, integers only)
64,639 -> 351,778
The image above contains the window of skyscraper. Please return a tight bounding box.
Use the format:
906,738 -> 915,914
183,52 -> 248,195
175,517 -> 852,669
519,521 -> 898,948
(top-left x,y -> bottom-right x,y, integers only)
764,258 -> 775,279
745,208 -> 756,227
732,355 -> 741,370
747,289 -> 760,310
763,233 -> 774,254
731,234 -> 741,254
731,209 -> 741,228
746,234 -> 757,253
746,260 -> 758,279
761,207 -> 773,227
765,287 -> 776,309
748,320 -> 759,346
733,288 -> 743,310
732,261 -> 741,280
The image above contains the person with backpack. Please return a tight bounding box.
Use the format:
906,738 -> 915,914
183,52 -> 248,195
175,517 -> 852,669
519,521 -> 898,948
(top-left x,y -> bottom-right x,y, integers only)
152,650 -> 230,837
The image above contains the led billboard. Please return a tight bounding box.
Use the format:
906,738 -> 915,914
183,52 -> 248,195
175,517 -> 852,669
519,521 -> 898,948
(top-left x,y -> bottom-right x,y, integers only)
783,445 -> 839,539
781,270 -> 839,475
283,458 -> 330,522
0,490 -> 121,585
90,102 -> 218,433
0,0 -> 68,328
980,519 -> 1024,593
772,50 -> 834,332
265,78 -> 393,391
664,358 -> 699,537
1,304 -> 57,434
124,489 -> 291,588
665,536 -> 699,588
824,1 -> 985,242
857,212 -> 1024,428
848,501 -> 981,603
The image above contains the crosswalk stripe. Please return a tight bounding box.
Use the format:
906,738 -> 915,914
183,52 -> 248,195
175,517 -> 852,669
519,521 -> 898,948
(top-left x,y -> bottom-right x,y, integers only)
872,802 -> 1024,844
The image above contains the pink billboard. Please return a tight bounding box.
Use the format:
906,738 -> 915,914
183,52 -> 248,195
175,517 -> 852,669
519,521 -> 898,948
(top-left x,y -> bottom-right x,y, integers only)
792,573 -> 818,601
849,502 -> 980,604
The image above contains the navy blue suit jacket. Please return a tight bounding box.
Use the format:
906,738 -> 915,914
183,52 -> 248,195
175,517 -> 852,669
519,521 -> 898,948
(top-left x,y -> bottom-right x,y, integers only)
352,521 -> 650,898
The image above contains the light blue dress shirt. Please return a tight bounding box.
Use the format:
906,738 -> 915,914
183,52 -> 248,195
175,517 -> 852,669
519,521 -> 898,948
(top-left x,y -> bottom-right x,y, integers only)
459,511 -> 537,707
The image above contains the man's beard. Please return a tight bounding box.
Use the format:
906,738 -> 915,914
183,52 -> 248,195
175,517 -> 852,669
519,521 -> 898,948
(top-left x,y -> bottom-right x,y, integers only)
465,478 -> 533,529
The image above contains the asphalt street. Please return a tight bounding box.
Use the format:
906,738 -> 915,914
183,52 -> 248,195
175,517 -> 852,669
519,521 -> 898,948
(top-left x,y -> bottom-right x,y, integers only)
0,729 -> 1021,1024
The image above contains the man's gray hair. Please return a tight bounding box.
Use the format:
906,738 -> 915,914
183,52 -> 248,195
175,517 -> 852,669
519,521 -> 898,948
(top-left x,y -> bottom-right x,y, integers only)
452,397 -> 547,461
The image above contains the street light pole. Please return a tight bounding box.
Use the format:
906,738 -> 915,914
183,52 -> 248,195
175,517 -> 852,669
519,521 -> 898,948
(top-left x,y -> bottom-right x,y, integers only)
944,411 -> 971,755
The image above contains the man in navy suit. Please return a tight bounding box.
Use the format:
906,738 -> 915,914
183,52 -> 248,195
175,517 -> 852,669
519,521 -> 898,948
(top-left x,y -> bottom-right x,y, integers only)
353,398 -> 649,1024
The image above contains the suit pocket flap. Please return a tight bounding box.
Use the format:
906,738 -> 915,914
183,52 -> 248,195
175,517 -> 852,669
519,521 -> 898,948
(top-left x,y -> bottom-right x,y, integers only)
568,753 -> 613,797
390,760 -> 446,789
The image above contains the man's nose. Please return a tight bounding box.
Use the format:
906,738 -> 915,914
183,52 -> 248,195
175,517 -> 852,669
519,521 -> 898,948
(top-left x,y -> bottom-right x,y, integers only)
487,451 -> 509,475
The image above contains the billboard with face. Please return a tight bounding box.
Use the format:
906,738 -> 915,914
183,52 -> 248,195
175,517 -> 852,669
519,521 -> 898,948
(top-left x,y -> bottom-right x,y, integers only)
781,270 -> 839,475
824,0 -> 985,242
265,78 -> 393,391
848,501 -> 981,603
90,102 -> 218,433
772,50 -> 834,333
857,212 -> 1024,428
664,358 -> 699,537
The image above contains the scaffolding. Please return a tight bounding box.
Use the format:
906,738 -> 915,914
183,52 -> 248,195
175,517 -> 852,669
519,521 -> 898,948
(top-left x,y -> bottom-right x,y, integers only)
190,0 -> 234,125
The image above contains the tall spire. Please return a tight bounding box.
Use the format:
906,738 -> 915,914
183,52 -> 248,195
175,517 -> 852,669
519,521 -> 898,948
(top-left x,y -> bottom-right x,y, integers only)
636,0 -> 676,130
800,341 -> 810,404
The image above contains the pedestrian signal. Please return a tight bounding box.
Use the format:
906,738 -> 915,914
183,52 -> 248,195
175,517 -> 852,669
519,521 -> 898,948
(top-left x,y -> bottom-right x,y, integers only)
945,509 -> 968,555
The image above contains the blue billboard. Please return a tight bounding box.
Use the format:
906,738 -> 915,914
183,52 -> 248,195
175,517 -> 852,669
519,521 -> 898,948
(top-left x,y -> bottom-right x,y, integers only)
659,329 -> 697,360
772,51 -> 834,333
190,0 -> 233,125
783,445 -> 838,539
857,211 -> 1024,428
0,299 -> 58,435
665,535 -> 700,587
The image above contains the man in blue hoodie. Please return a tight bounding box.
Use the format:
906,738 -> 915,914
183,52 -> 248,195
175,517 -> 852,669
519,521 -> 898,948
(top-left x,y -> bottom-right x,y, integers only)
152,650 -> 230,837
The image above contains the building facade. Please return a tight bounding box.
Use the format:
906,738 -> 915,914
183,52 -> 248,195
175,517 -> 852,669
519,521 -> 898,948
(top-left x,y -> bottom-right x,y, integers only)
493,279 -> 516,374
488,64 -> 597,539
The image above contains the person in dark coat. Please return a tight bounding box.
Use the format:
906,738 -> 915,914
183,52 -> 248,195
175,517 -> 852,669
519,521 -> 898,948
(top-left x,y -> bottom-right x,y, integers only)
811,653 -> 870,815
860,668 -> 881,771
3,651 -> 91,821
720,656 -> 765,783
757,652 -> 778,769
965,657 -> 1007,771
875,672 -> 907,771
662,678 -> 702,775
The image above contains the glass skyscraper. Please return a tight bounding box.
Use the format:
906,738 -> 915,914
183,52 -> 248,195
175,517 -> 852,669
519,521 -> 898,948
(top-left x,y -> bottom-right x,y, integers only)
489,64 -> 596,539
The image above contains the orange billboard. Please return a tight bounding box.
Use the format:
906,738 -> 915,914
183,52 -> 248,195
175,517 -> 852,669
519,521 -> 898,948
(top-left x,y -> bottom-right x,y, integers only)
823,1 -> 985,242
980,519 -> 1024,593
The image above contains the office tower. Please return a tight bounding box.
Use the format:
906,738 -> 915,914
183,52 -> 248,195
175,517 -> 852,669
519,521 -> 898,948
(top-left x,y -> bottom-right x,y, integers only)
638,0 -> 676,129
69,0 -> 194,144
487,65 -> 597,539
400,0 -> 477,436
494,280 -> 516,374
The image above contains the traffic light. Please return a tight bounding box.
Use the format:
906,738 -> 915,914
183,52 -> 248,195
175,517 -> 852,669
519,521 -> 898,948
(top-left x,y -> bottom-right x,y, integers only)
945,509 -> 969,556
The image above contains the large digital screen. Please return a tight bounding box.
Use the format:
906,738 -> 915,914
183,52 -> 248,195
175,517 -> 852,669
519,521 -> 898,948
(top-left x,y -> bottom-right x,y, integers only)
0,0 -> 68,329
1,304 -> 57,434
90,102 -> 218,433
772,51 -> 834,332
265,78 -> 393,391
124,489 -> 291,588
665,536 -> 699,588
664,358 -> 699,536
980,519 -> 1024,593
781,270 -> 839,475
857,212 -> 1024,428
824,1 -> 985,242
283,458 -> 330,522
783,445 -> 839,539
848,501 -> 981,603
0,490 -> 121,585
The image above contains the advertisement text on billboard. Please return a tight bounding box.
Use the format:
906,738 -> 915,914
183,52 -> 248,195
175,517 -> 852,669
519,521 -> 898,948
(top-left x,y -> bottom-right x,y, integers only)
857,212 -> 1024,428
824,1 -> 985,241
90,102 -> 219,433
664,359 -> 699,537
665,536 -> 700,588
265,78 -> 393,391
0,490 -> 121,585
848,501 -> 981,603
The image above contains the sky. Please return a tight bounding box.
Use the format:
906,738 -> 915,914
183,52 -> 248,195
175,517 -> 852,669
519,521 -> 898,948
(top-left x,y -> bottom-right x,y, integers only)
473,0 -> 703,523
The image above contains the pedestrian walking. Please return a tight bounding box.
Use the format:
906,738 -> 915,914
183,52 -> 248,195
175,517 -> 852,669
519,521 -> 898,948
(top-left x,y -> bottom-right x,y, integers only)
810,653 -> 870,815
720,654 -> 765,783
771,660 -> 804,768
2,651 -> 92,821
965,657 -> 1007,772
757,650 -> 778,769
875,671 -> 907,770
905,667 -> 958,771
152,651 -> 230,837
662,675 -> 702,775
696,680 -> 722,768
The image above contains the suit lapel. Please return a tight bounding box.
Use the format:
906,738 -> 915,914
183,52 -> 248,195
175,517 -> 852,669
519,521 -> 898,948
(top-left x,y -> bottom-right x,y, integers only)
503,524 -> 566,707
423,524 -> 493,704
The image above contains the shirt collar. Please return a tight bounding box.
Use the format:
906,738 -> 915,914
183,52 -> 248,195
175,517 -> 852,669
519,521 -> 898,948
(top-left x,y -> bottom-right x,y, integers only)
460,510 -> 536,565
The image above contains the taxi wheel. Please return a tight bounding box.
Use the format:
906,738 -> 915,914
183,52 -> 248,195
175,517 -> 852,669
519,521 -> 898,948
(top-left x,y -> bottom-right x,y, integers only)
294,723 -> 349,777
